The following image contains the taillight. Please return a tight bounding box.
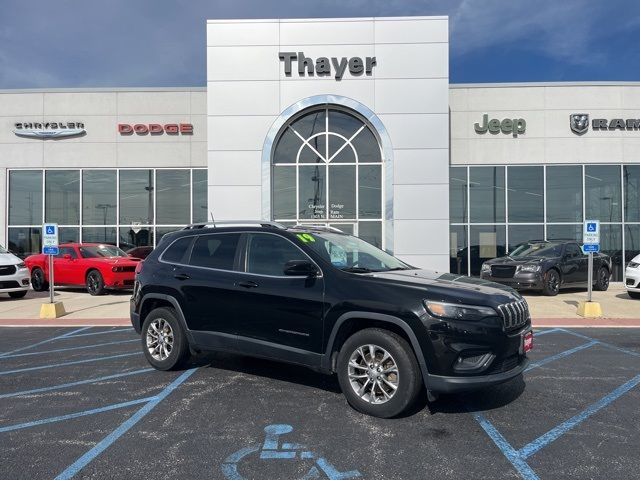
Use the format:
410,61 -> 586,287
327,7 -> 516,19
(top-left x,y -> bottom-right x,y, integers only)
135,261 -> 143,275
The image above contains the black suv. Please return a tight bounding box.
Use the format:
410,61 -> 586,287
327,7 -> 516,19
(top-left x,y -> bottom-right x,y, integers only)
131,222 -> 532,418
480,240 -> 612,296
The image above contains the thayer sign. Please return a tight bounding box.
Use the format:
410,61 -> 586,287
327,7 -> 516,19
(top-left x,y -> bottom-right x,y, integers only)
279,52 -> 377,81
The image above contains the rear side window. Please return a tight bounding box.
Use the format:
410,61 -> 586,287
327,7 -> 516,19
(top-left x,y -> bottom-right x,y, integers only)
565,244 -> 582,258
162,237 -> 194,264
246,233 -> 308,276
189,234 -> 240,270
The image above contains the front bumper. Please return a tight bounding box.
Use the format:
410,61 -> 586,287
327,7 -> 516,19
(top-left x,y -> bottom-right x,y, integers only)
625,267 -> 640,292
426,356 -> 529,393
480,271 -> 543,290
105,271 -> 136,289
0,267 -> 31,293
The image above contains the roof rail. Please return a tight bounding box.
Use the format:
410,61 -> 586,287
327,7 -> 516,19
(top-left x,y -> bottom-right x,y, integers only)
182,220 -> 286,230
290,224 -> 346,233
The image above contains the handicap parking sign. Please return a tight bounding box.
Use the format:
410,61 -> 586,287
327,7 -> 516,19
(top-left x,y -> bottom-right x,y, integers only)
45,225 -> 56,235
587,222 -> 596,232
583,219 -> 600,245
42,223 -> 59,254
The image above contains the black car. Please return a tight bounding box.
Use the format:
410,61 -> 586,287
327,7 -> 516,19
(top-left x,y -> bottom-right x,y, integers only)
131,222 -> 532,418
480,240 -> 612,296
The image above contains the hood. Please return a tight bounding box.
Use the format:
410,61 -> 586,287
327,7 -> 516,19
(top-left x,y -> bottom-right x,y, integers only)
484,255 -> 553,266
368,269 -> 521,307
0,252 -> 22,266
91,256 -> 140,265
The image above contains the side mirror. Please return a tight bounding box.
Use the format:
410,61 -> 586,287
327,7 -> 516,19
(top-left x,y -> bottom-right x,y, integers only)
63,254 -> 72,260
283,260 -> 318,277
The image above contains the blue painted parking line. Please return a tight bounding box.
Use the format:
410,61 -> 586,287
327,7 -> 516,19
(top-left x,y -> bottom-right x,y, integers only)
0,352 -> 141,376
61,328 -> 134,339
525,341 -> 597,372
558,329 -> 640,358
518,373 -> 640,459
0,327 -> 92,358
54,368 -> 198,480
0,396 -> 155,433
471,412 -> 539,480
0,339 -> 139,360
532,328 -> 561,336
0,368 -> 153,400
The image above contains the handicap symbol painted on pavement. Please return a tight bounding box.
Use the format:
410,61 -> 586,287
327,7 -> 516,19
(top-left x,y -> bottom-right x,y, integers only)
222,424 -> 362,480
46,225 -> 56,234
587,222 -> 597,232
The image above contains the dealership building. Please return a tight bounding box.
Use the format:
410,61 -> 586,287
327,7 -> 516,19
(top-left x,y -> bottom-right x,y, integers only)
1,16 -> 639,282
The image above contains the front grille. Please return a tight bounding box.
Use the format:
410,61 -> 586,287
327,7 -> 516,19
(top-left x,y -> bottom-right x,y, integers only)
491,265 -> 516,278
497,299 -> 530,330
121,266 -> 136,273
0,265 -> 17,276
627,278 -> 636,286
0,280 -> 20,289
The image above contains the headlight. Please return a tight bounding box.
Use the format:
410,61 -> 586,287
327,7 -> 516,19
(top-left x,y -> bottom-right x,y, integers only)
629,261 -> 639,269
518,264 -> 541,273
424,300 -> 497,321
481,263 -> 491,272
16,262 -> 27,269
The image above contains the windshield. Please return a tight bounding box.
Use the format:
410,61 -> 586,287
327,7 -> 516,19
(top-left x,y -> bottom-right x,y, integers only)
510,242 -> 563,258
294,231 -> 411,272
79,245 -> 129,259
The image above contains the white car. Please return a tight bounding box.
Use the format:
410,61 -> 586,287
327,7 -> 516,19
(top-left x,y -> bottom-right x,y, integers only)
626,254 -> 640,299
0,245 -> 30,298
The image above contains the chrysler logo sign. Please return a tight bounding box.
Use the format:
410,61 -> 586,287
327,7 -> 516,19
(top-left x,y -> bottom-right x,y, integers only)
570,113 -> 640,134
14,122 -> 85,139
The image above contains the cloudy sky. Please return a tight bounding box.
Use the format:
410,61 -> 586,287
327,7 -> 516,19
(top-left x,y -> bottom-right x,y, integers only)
1,0 -> 638,89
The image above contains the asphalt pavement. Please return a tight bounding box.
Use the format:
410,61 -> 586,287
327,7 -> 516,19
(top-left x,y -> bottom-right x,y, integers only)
0,327 -> 639,479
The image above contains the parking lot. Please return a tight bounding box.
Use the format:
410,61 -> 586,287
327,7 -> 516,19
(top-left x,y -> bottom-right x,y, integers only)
0,326 -> 638,479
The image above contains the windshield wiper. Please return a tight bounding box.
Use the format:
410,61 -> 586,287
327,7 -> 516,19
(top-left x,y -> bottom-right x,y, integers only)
341,267 -> 374,273
385,267 -> 409,271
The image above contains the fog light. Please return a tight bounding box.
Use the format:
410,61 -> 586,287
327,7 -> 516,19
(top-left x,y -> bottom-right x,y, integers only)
22,279 -> 30,285
453,352 -> 495,373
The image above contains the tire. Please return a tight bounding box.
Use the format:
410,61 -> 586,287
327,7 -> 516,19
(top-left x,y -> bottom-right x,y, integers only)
337,328 -> 422,418
8,290 -> 28,299
86,270 -> 105,296
594,267 -> 610,291
542,269 -> 560,296
141,307 -> 189,371
31,268 -> 49,292
628,291 -> 640,300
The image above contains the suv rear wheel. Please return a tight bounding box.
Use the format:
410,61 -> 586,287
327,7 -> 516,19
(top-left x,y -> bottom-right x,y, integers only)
594,267 -> 610,291
141,307 -> 189,371
337,328 -> 422,418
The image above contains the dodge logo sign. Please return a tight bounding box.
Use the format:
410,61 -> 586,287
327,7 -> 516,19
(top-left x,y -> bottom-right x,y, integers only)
118,123 -> 193,135
570,114 -> 589,135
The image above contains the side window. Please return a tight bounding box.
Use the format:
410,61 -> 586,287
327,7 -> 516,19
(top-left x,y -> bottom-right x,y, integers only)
162,236 -> 194,264
189,233 -> 240,271
57,247 -> 77,258
246,234 -> 308,276
566,244 -> 582,258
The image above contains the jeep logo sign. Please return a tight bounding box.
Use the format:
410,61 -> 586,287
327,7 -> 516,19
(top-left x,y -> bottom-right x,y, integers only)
279,52 -> 377,81
474,114 -> 526,137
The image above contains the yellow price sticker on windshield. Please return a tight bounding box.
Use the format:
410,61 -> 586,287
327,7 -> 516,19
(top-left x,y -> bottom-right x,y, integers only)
296,233 -> 316,243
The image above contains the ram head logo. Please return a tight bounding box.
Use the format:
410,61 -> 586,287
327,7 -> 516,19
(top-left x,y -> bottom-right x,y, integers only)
570,114 -> 589,135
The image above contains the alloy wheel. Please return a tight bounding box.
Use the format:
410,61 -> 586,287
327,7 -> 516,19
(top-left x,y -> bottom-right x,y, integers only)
547,271 -> 559,293
348,344 -> 399,404
32,271 -> 42,290
146,318 -> 174,361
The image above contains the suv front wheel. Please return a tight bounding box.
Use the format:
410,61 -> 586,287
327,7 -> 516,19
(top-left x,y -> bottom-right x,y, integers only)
337,328 -> 422,418
141,307 -> 189,371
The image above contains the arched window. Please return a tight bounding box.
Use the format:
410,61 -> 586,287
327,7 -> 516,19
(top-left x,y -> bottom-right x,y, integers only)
271,106 -> 384,248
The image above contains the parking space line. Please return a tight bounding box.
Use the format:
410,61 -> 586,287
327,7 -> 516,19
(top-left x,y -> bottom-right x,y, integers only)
61,328 -> 134,339
0,327 -> 92,358
472,412 -> 539,480
559,329 -> 640,358
54,368 -> 198,480
0,397 -> 156,433
525,341 -> 597,372
519,373 -> 640,459
532,328 -> 560,336
0,339 -> 139,360
0,368 -> 154,400
0,352 -> 141,376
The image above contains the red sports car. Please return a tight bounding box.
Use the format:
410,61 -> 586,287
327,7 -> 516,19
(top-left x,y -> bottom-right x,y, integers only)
24,243 -> 141,296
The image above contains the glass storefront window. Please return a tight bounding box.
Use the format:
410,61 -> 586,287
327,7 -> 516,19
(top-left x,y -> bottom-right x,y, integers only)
508,166 -> 543,222
547,224 -> 582,242
192,169 -> 208,223
600,224 -> 623,281
58,227 -> 79,244
120,169 -> 154,225
358,221 -> 382,249
156,227 -> 182,245
83,170 -> 116,225
585,165 -> 621,222
82,227 -> 117,245
449,225 -> 468,275
9,170 -> 42,226
624,165 -> 640,222
358,165 -> 382,219
508,225 -> 544,252
546,166 -> 582,222
119,227 -> 153,250
469,167 -> 505,223
45,170 -> 79,225
328,165 -> 356,219
8,227 -> 42,258
449,167 -> 467,223
156,169 -> 190,225
625,225 -> 640,265
469,225 -> 506,276
298,165 -> 326,220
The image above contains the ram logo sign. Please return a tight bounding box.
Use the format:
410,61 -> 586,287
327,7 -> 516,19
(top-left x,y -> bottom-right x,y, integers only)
570,114 -> 589,135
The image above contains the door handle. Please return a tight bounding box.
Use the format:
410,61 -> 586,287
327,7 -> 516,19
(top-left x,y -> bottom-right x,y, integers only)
236,281 -> 259,289
173,273 -> 190,281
